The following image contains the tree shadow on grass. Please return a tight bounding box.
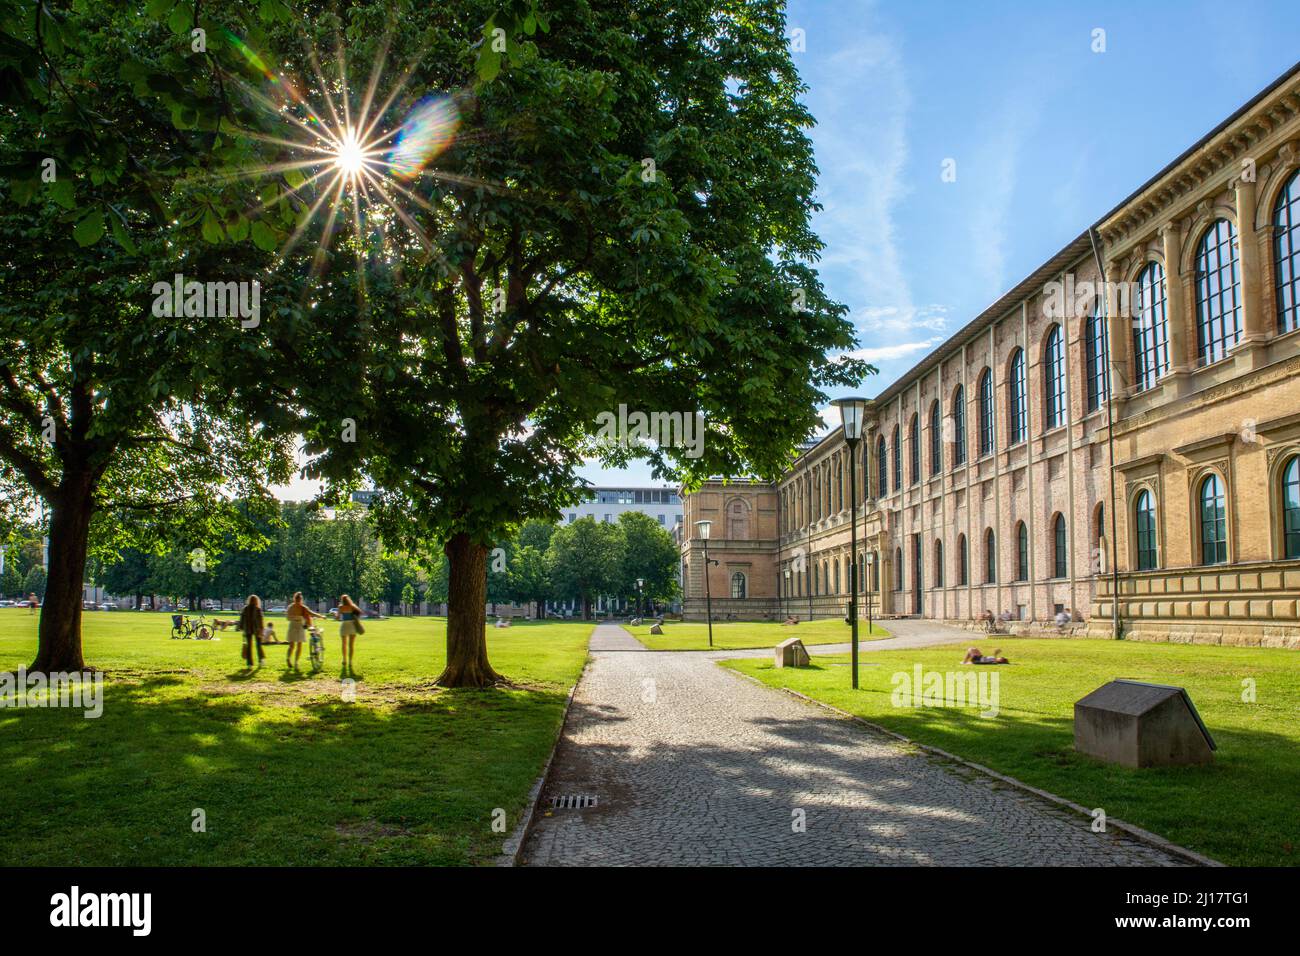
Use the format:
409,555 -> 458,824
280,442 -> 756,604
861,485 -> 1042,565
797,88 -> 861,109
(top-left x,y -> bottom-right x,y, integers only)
0,671 -> 571,867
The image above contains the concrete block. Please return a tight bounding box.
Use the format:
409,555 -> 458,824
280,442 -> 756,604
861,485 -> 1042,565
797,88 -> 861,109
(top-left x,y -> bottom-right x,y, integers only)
1074,680 -> 1215,768
775,637 -> 810,668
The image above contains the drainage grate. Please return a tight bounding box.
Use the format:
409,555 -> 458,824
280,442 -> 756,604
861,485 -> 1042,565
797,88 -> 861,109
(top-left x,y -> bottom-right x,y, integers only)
549,794 -> 598,810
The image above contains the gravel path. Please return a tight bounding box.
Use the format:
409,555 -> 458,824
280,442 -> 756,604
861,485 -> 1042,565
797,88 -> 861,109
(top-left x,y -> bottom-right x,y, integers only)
522,623 -> 1185,867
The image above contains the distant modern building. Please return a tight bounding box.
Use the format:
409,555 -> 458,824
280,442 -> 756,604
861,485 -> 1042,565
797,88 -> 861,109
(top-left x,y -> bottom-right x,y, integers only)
564,486 -> 683,530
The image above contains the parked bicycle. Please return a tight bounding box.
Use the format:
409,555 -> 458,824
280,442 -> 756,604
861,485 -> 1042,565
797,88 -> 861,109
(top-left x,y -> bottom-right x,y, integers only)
170,613 -> 214,640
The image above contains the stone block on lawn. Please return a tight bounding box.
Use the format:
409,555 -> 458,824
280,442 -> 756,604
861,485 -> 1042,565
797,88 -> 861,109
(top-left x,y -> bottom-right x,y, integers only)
1074,679 -> 1215,768
775,637 -> 810,668
649,623 -> 664,635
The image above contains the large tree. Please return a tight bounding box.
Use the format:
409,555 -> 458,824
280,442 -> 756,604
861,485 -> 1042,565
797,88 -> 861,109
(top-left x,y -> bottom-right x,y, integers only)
0,0 -> 294,671
616,511 -> 679,613
273,0 -> 866,684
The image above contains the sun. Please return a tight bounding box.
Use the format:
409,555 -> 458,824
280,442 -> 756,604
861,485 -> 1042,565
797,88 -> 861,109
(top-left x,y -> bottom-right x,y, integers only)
334,128 -> 367,177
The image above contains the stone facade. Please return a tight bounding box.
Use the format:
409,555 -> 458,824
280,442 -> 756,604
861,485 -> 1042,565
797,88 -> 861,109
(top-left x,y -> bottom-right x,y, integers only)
680,65 -> 1300,648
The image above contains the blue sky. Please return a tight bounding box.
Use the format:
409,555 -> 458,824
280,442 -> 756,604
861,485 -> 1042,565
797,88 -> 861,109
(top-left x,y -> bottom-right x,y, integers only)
579,0 -> 1300,487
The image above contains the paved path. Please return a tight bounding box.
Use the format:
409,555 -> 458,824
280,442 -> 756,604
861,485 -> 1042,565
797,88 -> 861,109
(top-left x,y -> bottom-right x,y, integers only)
522,623 -> 1185,867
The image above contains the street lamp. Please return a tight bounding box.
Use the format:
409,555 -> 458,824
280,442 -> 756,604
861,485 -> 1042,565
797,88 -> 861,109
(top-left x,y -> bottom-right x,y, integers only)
832,396 -> 868,689
783,566 -> 791,620
695,520 -> 718,648
636,577 -> 644,619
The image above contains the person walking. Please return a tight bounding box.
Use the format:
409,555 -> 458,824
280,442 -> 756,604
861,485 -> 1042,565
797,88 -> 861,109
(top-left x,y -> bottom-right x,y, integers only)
238,595 -> 266,667
27,592 -> 38,615
285,592 -> 320,670
333,595 -> 364,674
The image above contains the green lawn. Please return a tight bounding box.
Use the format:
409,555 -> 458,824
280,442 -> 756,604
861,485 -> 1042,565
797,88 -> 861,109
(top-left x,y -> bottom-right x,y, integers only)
0,609 -> 591,866
724,637 -> 1300,866
625,617 -> 890,650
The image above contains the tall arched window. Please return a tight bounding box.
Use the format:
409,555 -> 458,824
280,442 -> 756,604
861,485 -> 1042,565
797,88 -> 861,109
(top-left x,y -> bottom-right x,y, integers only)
978,369 -> 995,455
1085,303 -> 1110,412
984,528 -> 997,584
1015,521 -> 1028,581
957,534 -> 968,585
876,435 -> 888,497
894,547 -> 903,591
870,550 -> 880,592
1199,474 -> 1227,565
1052,513 -> 1067,578
1283,456 -> 1300,559
892,424 -> 902,491
929,401 -> 942,476
1044,325 -> 1065,430
833,559 -> 840,594
1274,170 -> 1300,334
1134,262 -> 1169,391
1195,218 -> 1242,364
1008,349 -> 1026,445
730,572 -> 747,599
909,414 -> 920,485
934,539 -> 944,588
1135,490 -> 1158,570
952,385 -> 967,466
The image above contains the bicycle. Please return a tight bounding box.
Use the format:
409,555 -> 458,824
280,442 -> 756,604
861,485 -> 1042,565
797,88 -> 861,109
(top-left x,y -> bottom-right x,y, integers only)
308,626 -> 325,671
170,613 -> 214,640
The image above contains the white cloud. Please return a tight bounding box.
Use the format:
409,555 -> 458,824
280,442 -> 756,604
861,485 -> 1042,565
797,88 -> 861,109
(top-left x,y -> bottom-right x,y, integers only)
839,335 -> 944,364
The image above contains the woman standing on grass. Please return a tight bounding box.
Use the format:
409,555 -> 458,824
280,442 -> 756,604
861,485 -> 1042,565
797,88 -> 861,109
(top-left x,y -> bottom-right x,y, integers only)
238,595 -> 265,667
333,594 -> 363,673
285,591 -> 319,670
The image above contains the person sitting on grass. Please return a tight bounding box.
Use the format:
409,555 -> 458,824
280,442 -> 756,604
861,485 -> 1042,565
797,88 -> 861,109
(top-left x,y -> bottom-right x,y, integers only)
238,595 -> 265,667
962,646 -> 1009,665
783,615 -> 799,625
262,622 -> 277,643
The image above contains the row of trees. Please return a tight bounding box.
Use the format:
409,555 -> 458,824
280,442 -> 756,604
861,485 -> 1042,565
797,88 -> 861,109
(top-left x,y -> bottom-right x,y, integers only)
0,0 -> 867,683
85,507 -> 679,620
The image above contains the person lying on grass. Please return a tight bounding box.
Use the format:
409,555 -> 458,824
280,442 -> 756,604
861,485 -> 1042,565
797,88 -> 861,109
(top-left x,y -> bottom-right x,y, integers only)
962,646 -> 1009,665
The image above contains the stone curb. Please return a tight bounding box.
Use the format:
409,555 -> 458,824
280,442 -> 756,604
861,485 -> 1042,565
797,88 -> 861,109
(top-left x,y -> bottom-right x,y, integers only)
721,665 -> 1224,868
495,656 -> 589,866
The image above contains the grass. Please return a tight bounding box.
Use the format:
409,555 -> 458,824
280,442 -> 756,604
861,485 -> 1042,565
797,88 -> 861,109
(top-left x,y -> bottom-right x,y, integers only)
0,609 -> 591,866
723,637 -> 1300,866
625,617 -> 891,651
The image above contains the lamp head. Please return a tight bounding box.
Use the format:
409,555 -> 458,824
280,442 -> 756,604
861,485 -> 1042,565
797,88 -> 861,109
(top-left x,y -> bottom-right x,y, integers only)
695,520 -> 712,540
831,396 -> 869,444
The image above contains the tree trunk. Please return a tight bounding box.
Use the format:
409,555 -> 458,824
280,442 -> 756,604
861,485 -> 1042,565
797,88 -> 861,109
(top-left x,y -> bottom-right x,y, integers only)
437,533 -> 504,688
29,475 -> 94,674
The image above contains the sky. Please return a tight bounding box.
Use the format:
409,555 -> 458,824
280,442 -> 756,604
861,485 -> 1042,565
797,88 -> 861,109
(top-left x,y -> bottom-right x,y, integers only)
283,0 -> 1300,498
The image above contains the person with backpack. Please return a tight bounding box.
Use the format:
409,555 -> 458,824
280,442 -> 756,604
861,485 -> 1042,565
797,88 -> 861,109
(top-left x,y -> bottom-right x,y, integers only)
238,595 -> 266,667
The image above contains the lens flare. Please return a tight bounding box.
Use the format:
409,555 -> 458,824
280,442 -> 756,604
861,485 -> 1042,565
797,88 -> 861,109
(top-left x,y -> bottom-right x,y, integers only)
388,96 -> 460,180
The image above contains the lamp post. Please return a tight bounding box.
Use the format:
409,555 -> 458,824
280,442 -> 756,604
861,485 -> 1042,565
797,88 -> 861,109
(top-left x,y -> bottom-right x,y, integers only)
832,396 -> 868,689
695,520 -> 717,648
783,567 -> 791,620
636,577 -> 644,619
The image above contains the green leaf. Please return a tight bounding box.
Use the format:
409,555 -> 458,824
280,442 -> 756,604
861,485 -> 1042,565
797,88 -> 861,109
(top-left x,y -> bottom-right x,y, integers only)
73,209 -> 105,247
251,220 -> 278,252
167,5 -> 191,36
48,178 -> 75,209
109,212 -> 138,253
201,209 -> 223,244
476,47 -> 501,83
146,0 -> 175,17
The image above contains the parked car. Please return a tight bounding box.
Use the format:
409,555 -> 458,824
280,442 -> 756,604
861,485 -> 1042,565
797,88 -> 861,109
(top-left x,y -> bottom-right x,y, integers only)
98,603 -> 116,611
